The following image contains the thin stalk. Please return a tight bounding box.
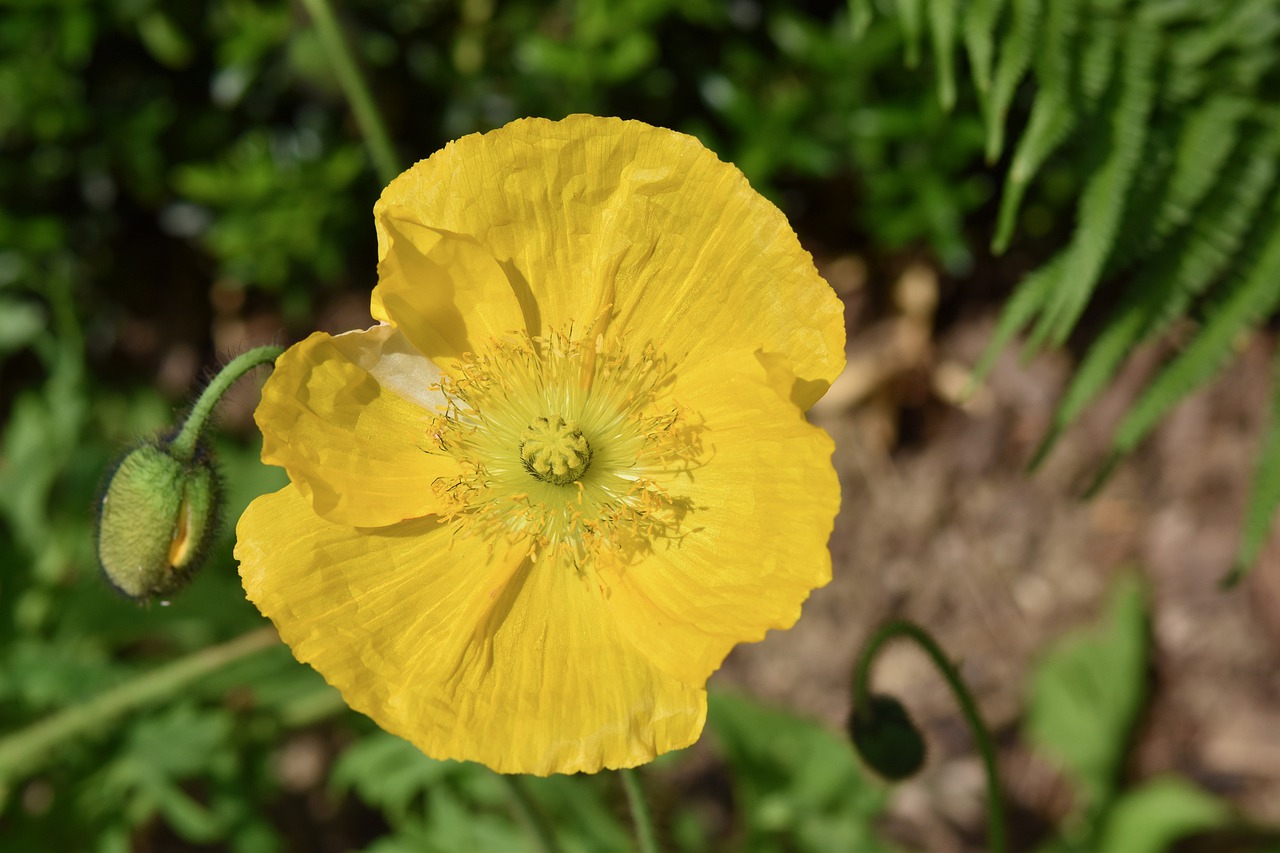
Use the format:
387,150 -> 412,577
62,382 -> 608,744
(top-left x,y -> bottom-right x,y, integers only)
498,774 -> 562,853
298,0 -> 401,185
620,767 -> 659,853
0,627 -> 279,783
169,345 -> 284,462
852,620 -> 1006,853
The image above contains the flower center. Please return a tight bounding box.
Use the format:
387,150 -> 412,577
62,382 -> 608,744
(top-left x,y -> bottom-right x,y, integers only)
520,415 -> 592,486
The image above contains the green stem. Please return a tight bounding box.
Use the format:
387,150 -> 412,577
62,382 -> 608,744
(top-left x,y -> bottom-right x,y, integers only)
498,774 -> 562,853
169,345 -> 284,462
620,767 -> 660,853
852,620 -> 1006,853
0,627 -> 279,785
298,0 -> 401,185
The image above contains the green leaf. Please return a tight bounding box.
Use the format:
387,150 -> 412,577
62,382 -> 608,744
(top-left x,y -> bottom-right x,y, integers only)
1155,96 -> 1252,239
1110,204 -> 1280,462
1031,20 -> 1161,348
985,0 -> 1040,161
330,732 -> 454,824
970,253 -> 1066,387
894,0 -> 925,67
962,0 -> 1005,95
708,691 -> 891,853
926,0 -> 959,110
992,0 -> 1080,252
847,0 -> 875,39
1026,573 -> 1147,809
0,297 -> 45,354
1036,125 -> 1278,463
1096,777 -> 1230,853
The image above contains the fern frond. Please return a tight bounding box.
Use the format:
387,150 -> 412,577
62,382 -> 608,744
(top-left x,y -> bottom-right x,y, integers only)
991,0 -> 1081,253
1171,0 -> 1278,69
992,97 -> 1074,253
927,0 -> 960,110
1030,20 -> 1161,349
1154,96 -> 1250,239
1105,205 -> 1280,472
962,0 -> 1005,96
985,0 -> 1040,162
1038,128 -> 1280,464
894,0 -> 925,67
1077,18 -> 1121,106
969,253 -> 1067,387
1230,349 -> 1280,585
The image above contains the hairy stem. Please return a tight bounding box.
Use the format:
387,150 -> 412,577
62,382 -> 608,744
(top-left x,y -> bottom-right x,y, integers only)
168,345 -> 284,462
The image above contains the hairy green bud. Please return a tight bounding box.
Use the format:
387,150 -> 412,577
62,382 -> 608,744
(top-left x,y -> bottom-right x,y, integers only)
95,439 -> 221,601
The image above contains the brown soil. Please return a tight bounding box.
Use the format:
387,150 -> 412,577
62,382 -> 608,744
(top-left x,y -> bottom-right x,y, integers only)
715,256 -> 1280,852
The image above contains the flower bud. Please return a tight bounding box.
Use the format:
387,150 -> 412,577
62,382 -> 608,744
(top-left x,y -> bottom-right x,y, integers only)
849,693 -> 927,781
95,438 -> 221,601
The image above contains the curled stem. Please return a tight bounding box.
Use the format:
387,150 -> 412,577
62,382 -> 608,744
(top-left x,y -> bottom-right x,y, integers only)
169,345 -> 284,462
620,767 -> 659,853
0,627 -> 279,786
851,619 -> 1006,853
298,0 -> 401,185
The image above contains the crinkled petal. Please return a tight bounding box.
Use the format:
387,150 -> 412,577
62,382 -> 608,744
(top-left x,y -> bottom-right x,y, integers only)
374,115 -> 845,408
257,325 -> 458,527
372,207 -> 536,365
602,351 -> 838,685
236,486 -> 706,775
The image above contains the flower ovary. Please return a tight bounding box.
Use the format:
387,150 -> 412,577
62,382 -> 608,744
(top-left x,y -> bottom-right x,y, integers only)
520,415 -> 592,486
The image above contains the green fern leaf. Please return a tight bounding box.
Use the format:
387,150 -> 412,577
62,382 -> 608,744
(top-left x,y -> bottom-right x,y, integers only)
1229,351 -> 1280,585
969,254 -> 1067,387
1107,206 -> 1280,469
1154,96 -> 1251,239
1040,129 -> 1280,464
962,0 -> 1005,95
1077,18 -> 1121,107
1031,20 -> 1161,348
992,95 -> 1074,253
894,0 -> 925,67
927,0 -> 960,110
985,0 -> 1040,161
991,0 -> 1080,252
1171,0 -> 1278,70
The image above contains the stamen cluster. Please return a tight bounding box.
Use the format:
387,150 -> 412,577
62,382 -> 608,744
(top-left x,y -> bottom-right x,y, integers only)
425,330 -> 702,569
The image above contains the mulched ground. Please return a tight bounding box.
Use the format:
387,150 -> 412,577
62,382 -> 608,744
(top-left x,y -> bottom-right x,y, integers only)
716,254 -> 1280,852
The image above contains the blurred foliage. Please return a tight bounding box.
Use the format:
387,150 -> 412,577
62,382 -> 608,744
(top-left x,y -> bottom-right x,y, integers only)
1023,573 -> 1243,853
2,0 -> 1279,848
867,0 -> 1280,576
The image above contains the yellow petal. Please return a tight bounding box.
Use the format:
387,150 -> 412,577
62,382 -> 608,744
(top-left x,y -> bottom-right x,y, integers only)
257,325 -> 459,527
372,206 -> 537,366
236,486 -> 706,775
374,115 -> 845,404
601,351 -> 838,685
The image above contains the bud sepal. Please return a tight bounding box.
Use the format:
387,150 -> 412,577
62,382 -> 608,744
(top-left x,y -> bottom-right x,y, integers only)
95,436 -> 222,602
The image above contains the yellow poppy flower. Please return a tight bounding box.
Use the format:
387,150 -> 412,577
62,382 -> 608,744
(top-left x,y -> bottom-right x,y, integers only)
235,115 -> 845,776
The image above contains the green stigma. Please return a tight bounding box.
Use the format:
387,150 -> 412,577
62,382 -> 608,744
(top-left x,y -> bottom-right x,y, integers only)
520,415 -> 592,486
